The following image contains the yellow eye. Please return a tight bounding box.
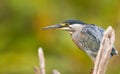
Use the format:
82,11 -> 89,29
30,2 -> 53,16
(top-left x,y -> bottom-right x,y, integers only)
65,23 -> 69,26
61,23 -> 69,26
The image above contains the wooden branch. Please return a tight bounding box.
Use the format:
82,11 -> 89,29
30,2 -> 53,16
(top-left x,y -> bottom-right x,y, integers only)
38,48 -> 46,74
52,69 -> 61,74
92,26 -> 115,74
34,47 -> 61,74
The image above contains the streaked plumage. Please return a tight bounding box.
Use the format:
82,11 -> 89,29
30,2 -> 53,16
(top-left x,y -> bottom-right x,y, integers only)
71,24 -> 116,60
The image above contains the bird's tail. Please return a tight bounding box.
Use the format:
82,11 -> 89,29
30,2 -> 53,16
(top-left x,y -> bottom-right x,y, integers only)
111,48 -> 118,56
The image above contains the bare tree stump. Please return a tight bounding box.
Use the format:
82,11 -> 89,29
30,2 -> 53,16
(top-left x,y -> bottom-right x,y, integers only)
92,26 -> 115,74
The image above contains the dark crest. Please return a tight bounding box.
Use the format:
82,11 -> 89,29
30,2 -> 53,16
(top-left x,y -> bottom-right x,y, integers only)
63,20 -> 86,25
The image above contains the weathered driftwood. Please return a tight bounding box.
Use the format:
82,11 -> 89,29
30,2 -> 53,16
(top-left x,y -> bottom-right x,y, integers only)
34,48 -> 61,74
38,48 -> 46,74
92,26 -> 115,74
34,48 -> 46,74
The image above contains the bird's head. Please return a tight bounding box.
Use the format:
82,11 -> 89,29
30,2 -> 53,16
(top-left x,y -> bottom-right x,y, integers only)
42,20 -> 86,34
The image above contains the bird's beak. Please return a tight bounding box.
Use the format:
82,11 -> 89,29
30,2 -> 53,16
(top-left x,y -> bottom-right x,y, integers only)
42,24 -> 72,34
42,24 -> 71,31
42,24 -> 62,30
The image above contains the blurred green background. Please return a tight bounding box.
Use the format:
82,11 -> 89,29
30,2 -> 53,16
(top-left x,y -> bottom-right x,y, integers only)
0,0 -> 120,74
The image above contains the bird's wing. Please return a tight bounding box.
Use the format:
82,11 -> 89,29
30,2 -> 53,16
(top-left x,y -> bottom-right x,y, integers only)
80,25 -> 104,52
82,25 -> 117,56
84,25 -> 104,41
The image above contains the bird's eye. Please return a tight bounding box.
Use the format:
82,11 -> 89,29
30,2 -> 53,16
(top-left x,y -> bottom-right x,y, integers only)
65,23 -> 69,26
61,23 -> 69,27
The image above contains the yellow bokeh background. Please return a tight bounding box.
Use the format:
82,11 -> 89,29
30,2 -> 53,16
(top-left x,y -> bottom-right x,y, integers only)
0,0 -> 120,74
